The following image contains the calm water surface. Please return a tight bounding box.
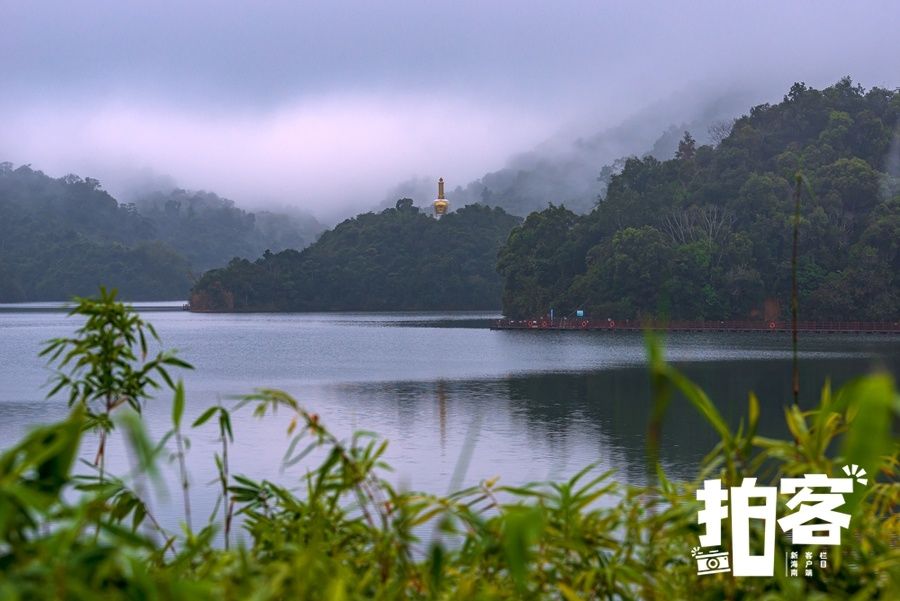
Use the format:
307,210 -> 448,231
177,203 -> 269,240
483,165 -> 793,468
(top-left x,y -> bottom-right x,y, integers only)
1,307 -> 898,531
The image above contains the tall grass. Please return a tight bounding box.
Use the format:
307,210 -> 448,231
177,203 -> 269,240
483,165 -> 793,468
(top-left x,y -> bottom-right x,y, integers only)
0,292 -> 896,599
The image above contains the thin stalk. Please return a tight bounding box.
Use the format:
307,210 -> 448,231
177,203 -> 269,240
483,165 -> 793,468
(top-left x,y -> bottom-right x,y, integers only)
95,393 -> 114,481
95,430 -> 107,476
791,173 -> 802,406
225,498 -> 234,551
174,427 -> 192,532
221,418 -> 232,551
122,431 -> 177,556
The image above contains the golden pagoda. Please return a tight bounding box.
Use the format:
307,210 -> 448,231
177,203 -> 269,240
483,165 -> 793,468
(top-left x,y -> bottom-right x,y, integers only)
433,177 -> 449,218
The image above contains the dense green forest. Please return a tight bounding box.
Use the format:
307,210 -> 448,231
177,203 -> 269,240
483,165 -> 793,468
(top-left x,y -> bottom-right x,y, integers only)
0,164 -> 322,301
499,79 -> 900,321
191,201 -> 521,311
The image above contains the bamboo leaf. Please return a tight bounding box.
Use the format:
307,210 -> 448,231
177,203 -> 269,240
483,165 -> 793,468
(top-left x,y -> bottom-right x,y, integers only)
172,380 -> 185,429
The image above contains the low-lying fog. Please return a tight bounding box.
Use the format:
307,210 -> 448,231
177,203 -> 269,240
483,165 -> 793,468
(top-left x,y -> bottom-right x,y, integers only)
2,1 -> 899,222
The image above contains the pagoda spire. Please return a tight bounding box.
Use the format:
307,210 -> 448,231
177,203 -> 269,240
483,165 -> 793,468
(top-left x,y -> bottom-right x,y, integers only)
433,177 -> 449,218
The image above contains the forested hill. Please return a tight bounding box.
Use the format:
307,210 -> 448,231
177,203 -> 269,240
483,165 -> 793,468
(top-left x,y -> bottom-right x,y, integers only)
499,79 -> 900,321
0,163 -> 322,302
132,190 -> 322,272
190,201 -> 521,311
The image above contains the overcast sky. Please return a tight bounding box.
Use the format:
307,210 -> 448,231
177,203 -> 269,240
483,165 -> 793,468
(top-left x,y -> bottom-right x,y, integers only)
2,1 -> 899,219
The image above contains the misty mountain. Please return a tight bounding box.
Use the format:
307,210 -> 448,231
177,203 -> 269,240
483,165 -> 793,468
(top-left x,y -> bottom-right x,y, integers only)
381,89 -> 756,216
0,163 -> 324,301
133,189 -> 323,271
498,78 -> 900,321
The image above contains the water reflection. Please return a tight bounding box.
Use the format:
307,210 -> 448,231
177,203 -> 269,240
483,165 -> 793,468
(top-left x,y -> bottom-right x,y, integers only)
1,308 -> 898,530
331,353 -> 898,490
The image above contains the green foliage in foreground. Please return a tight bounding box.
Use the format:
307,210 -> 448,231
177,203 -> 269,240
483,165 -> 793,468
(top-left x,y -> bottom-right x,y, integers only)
0,294 -> 897,599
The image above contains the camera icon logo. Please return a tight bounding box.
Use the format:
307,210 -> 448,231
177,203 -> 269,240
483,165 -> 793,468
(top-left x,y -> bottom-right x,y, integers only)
692,546 -> 731,575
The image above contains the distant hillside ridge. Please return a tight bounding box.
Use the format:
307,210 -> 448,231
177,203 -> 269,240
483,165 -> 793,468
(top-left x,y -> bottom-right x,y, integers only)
0,163 -> 323,301
190,201 -> 521,311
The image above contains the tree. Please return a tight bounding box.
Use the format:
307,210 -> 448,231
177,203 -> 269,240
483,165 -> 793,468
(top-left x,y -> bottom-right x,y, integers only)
707,119 -> 735,146
675,131 -> 697,161
497,205 -> 581,317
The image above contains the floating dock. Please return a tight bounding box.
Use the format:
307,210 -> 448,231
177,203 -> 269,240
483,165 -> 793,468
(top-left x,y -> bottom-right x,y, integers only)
0,302 -> 189,313
491,319 -> 900,334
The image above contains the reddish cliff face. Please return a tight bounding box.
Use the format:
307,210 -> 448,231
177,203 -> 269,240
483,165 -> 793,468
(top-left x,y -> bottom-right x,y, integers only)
190,281 -> 234,312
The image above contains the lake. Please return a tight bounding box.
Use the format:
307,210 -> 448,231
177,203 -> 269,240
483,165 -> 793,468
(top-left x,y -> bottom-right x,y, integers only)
1,306 -> 898,532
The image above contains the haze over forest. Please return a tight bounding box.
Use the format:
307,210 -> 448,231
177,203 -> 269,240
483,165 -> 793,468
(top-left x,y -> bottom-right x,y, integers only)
3,1 -> 900,223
